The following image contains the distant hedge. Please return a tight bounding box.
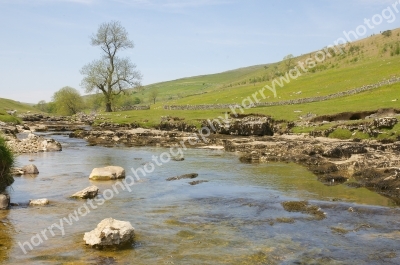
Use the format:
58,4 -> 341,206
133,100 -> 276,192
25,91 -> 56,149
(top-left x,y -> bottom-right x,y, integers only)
0,136 -> 14,192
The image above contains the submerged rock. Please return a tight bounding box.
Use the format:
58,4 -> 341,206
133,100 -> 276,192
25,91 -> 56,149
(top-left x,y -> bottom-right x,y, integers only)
166,173 -> 198,181
11,167 -> 24,176
89,166 -> 125,180
83,218 -> 135,249
29,198 -> 49,206
71,186 -> 99,199
282,201 -> 326,220
22,164 -> 39,175
189,180 -> 209,185
0,194 -> 10,210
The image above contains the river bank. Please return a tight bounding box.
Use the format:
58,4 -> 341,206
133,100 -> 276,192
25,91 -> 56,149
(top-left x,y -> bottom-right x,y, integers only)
1,113 -> 400,203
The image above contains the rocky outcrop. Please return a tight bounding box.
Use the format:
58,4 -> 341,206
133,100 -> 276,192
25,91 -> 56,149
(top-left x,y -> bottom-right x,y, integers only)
30,125 -> 48,132
156,121 -> 197,132
322,144 -> 367,158
223,135 -> 400,200
202,116 -> 274,136
29,198 -> 49,206
307,116 -> 399,139
22,164 -> 39,175
17,112 -> 96,124
70,128 -> 211,148
0,194 -> 10,210
6,133 -> 62,154
83,218 -> 135,249
71,186 -> 99,199
373,117 -> 398,129
89,166 -> 125,180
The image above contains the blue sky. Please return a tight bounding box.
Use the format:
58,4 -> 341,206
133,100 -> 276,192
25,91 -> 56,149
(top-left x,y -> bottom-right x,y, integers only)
0,0 -> 399,103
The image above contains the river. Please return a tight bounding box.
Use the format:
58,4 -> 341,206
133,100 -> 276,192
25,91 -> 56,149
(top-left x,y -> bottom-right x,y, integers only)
0,133 -> 399,264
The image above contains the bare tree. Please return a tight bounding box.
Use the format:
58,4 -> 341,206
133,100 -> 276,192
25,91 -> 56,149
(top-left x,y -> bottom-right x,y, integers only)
149,89 -> 159,104
80,21 -> 142,112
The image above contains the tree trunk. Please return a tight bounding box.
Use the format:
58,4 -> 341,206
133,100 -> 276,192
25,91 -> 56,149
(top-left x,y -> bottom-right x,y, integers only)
105,102 -> 112,112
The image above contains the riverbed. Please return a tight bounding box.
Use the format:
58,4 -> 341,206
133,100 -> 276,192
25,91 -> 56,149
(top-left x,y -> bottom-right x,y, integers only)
1,133 -> 399,264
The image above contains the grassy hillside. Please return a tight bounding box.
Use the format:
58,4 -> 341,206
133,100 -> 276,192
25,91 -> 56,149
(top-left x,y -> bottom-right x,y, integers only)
99,28 -> 400,128
0,98 -> 39,123
127,28 -> 400,106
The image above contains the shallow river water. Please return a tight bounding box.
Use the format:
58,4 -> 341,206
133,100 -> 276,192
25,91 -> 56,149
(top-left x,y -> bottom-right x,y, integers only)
0,133 -> 399,264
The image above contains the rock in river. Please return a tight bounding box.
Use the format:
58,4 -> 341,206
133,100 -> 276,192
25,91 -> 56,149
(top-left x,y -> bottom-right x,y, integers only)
41,139 -> 62,152
22,164 -> 39,175
29,198 -> 49,206
89,166 -> 125,180
166,173 -> 198,181
71,186 -> 99,199
0,194 -> 10,210
83,218 -> 135,249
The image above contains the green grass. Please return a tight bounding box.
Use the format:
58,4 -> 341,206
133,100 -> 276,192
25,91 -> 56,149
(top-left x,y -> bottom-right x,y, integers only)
0,98 -> 39,123
107,81 -> 399,128
328,129 -> 353,140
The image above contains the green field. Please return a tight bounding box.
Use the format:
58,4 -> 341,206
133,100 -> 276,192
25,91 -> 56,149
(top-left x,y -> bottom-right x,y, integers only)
0,98 -> 39,124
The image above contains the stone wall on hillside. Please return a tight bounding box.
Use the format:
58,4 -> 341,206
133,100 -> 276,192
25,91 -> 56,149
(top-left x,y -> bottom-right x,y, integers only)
115,105 -> 150,111
163,77 -> 400,111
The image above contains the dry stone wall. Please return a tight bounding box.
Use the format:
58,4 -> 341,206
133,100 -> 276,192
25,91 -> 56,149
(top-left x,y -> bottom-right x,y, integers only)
163,77 -> 400,111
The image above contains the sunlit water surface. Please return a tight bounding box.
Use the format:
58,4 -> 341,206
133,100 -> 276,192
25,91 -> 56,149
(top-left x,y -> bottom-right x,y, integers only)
0,133 -> 399,264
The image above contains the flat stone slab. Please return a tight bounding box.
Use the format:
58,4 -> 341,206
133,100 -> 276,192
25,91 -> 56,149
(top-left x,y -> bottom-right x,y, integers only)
89,166 -> 125,180
71,186 -> 99,199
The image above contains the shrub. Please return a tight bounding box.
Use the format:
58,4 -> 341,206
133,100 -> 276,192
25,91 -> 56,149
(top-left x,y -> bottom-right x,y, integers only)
0,136 -> 14,192
328,128 -> 353,139
382,30 -> 392,37
0,111 -> 20,124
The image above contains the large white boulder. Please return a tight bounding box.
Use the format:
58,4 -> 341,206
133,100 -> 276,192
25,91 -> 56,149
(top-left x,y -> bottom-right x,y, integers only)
83,218 -> 135,249
89,166 -> 125,180
71,186 -> 99,199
